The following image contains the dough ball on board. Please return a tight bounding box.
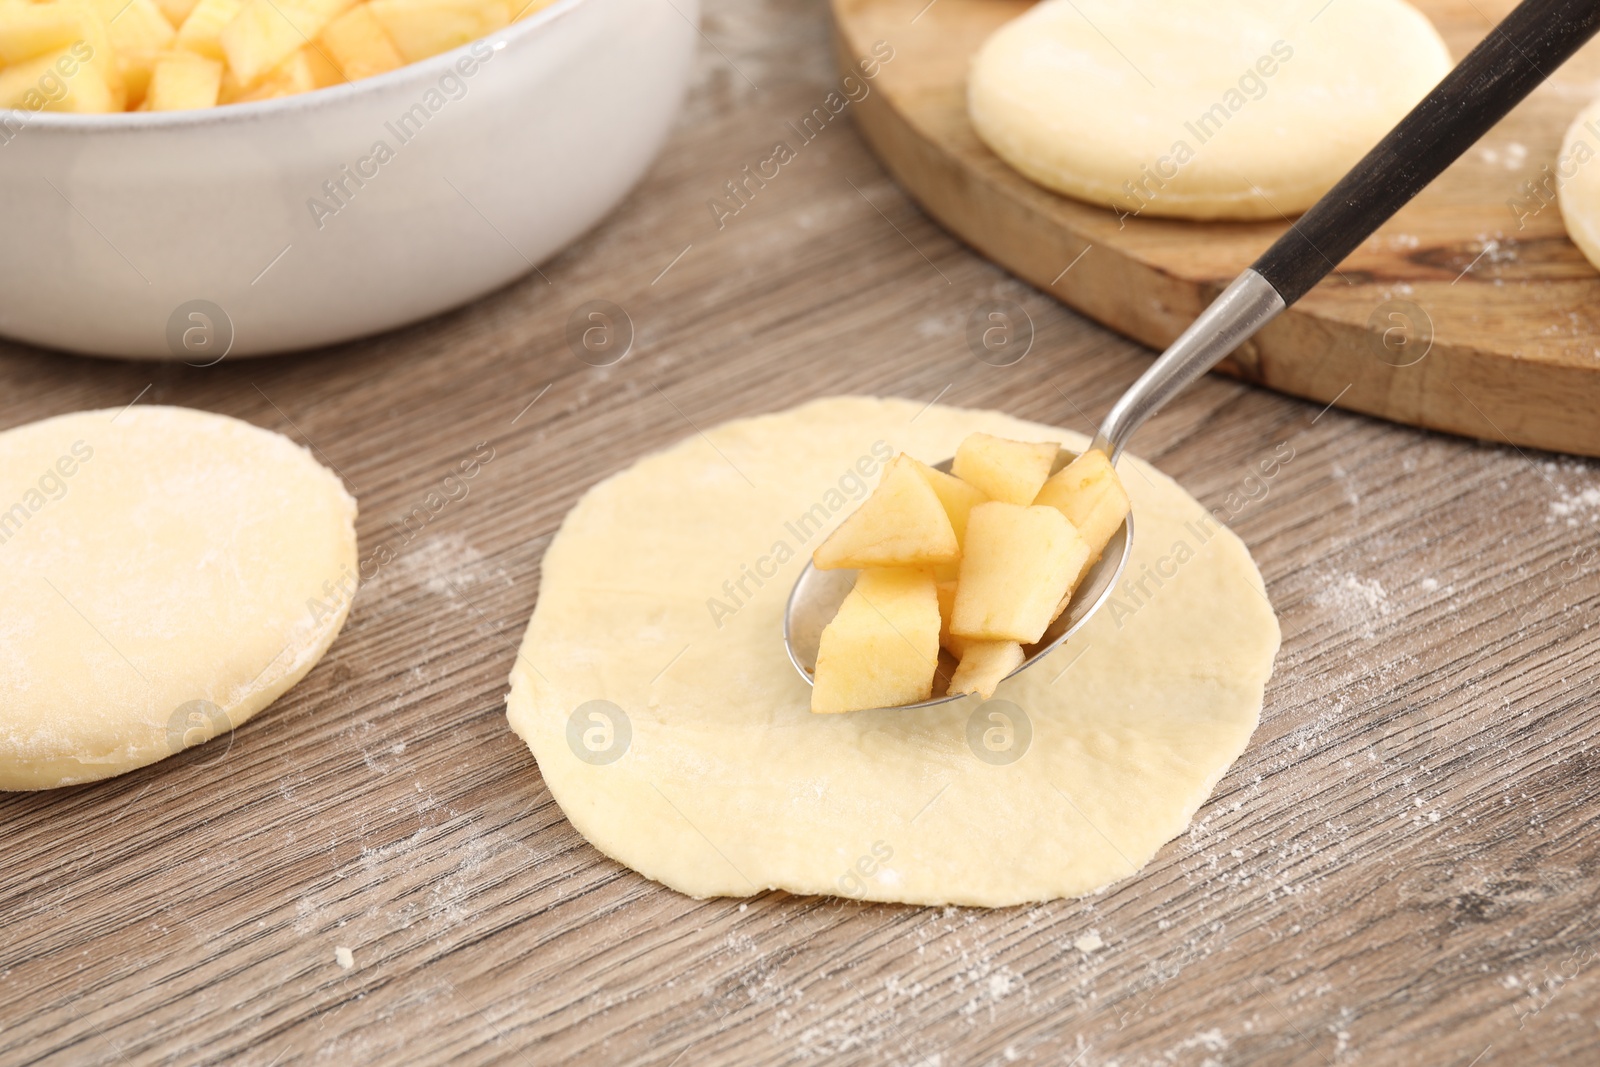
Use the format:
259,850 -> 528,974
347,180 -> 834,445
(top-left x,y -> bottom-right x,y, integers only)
968,0 -> 1453,220
506,397 -> 1280,907
0,407 -> 358,790
1558,98 -> 1600,272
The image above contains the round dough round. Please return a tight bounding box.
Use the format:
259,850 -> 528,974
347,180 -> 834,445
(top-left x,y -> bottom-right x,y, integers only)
968,0 -> 1453,220
0,407 -> 357,790
506,397 -> 1280,906
1559,100 -> 1600,272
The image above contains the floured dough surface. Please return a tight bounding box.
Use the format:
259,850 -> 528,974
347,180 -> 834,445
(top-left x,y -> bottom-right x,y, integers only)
968,0 -> 1452,220
0,406 -> 357,790
507,397 -> 1280,907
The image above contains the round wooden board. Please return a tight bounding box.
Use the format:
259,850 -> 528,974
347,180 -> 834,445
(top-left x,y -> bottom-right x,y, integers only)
832,0 -> 1600,457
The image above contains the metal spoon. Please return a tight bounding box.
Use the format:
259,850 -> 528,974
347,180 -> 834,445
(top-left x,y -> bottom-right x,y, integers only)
784,0 -> 1600,706
782,273 -> 1267,706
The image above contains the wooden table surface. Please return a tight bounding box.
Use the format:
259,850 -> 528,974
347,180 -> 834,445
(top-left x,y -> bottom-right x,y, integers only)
4,3 -> 1600,1065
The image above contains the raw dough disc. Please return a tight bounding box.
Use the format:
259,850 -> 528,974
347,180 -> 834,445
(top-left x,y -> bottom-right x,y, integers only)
0,407 -> 358,790
1559,99 -> 1600,272
506,397 -> 1280,907
967,0 -> 1453,220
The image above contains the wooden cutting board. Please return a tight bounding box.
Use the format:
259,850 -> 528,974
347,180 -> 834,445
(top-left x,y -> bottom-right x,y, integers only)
832,0 -> 1600,457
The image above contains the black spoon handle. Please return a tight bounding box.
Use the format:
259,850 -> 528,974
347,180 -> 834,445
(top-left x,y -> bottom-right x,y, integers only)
1253,0 -> 1600,305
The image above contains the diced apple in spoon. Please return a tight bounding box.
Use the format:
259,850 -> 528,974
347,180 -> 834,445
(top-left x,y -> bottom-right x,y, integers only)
811,568 -> 941,714
812,454 -> 959,570
909,458 -> 988,546
1034,448 -> 1131,619
951,432 -> 1057,505
1034,449 -> 1130,565
951,501 -> 1088,644
948,640 -> 1024,700
938,576 -> 1028,699
935,579 -> 966,659
909,457 -> 988,581
805,431 -> 1127,711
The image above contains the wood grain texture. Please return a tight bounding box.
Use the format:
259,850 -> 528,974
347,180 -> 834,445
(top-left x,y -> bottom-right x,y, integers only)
3,1 -> 1600,1064
833,0 -> 1600,457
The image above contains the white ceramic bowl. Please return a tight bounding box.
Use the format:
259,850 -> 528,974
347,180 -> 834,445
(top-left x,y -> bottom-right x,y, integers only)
0,0 -> 697,359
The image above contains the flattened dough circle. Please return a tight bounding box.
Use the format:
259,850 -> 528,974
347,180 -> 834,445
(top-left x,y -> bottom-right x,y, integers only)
507,397 -> 1280,907
968,0 -> 1452,220
0,407 -> 357,790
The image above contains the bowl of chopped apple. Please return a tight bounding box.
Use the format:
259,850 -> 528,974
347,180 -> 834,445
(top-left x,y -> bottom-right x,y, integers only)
0,0 -> 696,358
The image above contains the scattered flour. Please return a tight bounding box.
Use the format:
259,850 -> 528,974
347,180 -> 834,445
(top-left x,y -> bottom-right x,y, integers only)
1479,142 -> 1529,170
1074,931 -> 1104,954
335,946 -> 354,970
1549,485 -> 1600,526
1311,573 -> 1391,638
396,531 -> 489,597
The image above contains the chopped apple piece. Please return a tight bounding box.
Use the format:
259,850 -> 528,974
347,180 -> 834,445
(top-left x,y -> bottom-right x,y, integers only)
154,0 -> 201,30
119,56 -> 157,108
144,48 -> 220,108
87,0 -> 175,108
0,44 -> 118,111
0,3 -> 87,65
366,0 -> 508,65
909,457 -> 987,580
910,457 -> 988,548
90,0 -> 176,55
1034,450 -> 1129,560
949,641 -> 1024,700
5,3 -> 128,108
318,3 -> 401,80
231,43 -> 315,99
77,4 -> 127,108
934,579 -> 967,659
951,432 -> 1058,506
303,42 -> 346,86
173,0 -> 242,61
811,568 -> 940,714
812,454 -> 959,570
1034,448 -> 1131,615
218,4 -> 311,86
951,502 -> 1089,643
215,63 -> 242,101
220,0 -> 352,86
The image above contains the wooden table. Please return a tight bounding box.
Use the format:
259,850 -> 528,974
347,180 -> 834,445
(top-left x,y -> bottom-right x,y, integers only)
4,3 -> 1599,1064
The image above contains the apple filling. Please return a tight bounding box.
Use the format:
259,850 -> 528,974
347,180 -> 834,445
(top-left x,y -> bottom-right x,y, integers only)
808,434 -> 1130,713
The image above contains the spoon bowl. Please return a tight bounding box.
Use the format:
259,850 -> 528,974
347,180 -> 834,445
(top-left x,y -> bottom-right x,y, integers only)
782,452 -> 1133,709
778,267 -> 1285,710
